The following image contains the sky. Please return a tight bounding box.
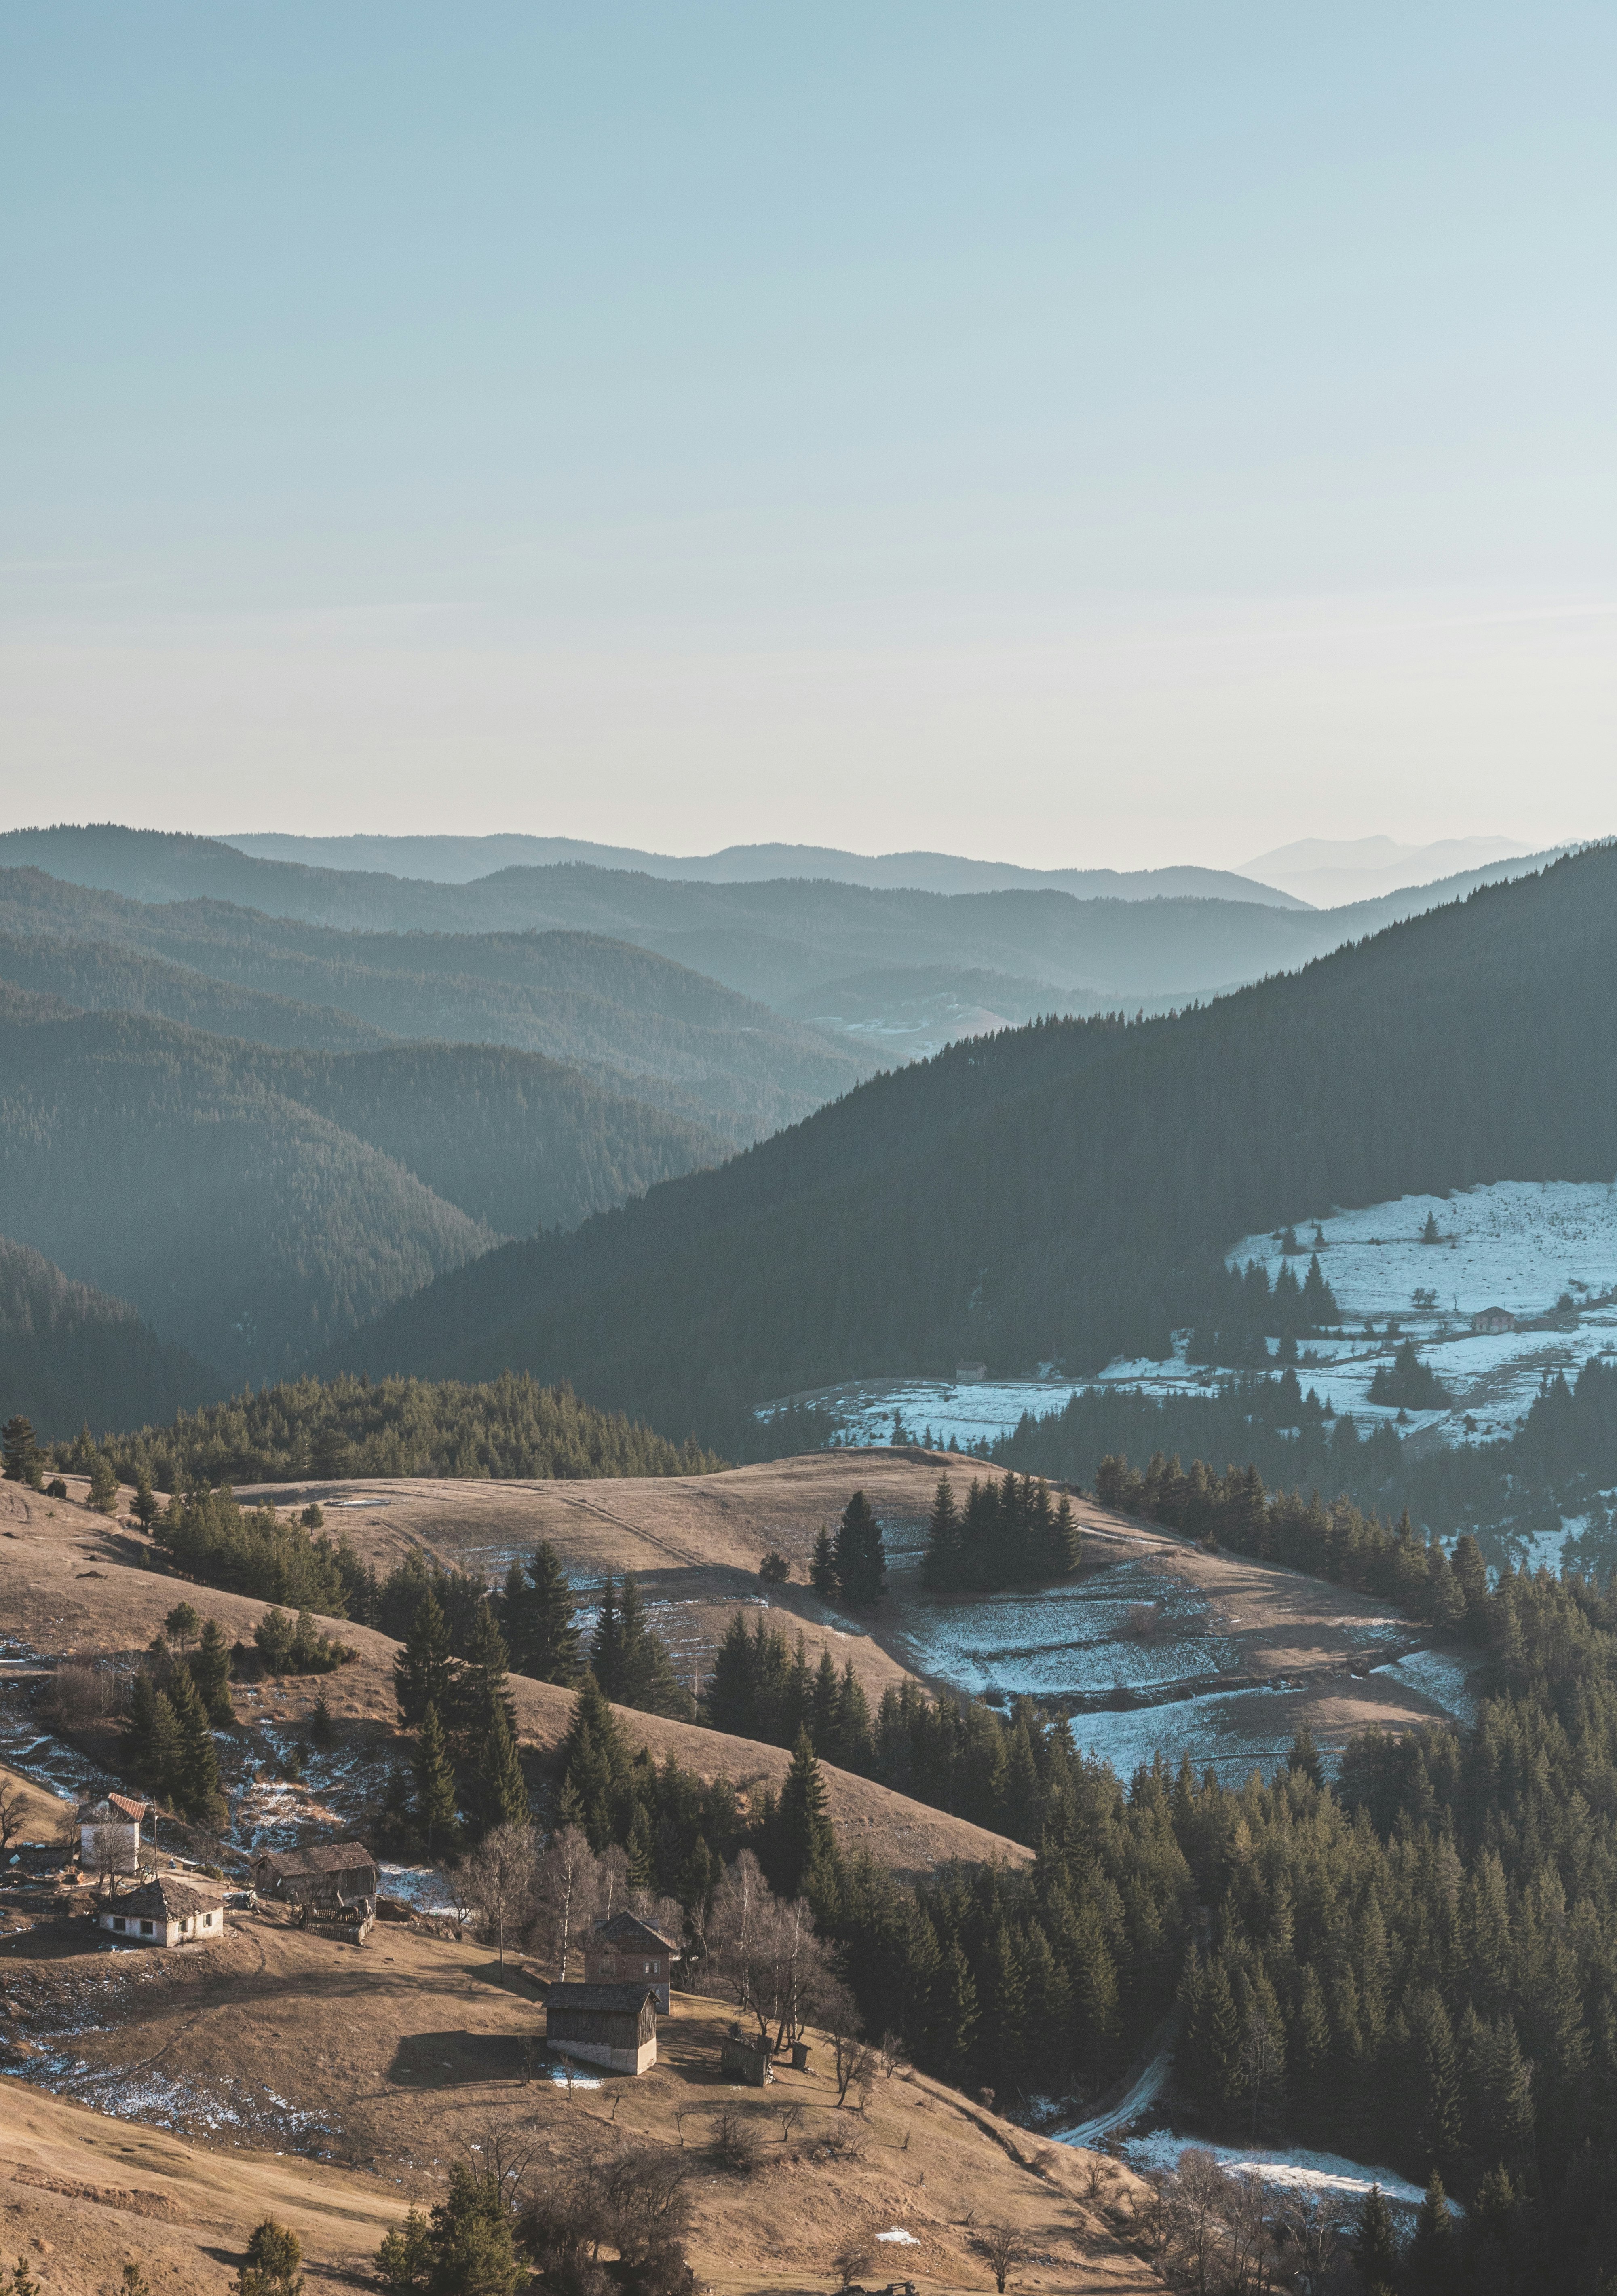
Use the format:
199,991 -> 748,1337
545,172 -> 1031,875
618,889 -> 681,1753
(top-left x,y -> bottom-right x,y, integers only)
3,4 -> 1615,870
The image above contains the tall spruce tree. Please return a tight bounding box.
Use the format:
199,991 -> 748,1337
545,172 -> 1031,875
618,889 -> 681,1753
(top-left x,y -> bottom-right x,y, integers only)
168,1662 -> 223,1826
590,1573 -> 692,1718
500,1541 -> 581,1684
412,1702 -> 459,1855
2,1415 -> 38,1486
808,1524 -> 837,1594
456,1601 -> 516,1748
556,1674 -> 631,1850
393,1589 -> 458,1732
474,1705 -> 529,1837
191,1617 -> 234,1727
921,1475 -> 960,1590
1355,2186 -> 1398,2292
833,1491 -> 886,1608
775,1729 -> 837,1899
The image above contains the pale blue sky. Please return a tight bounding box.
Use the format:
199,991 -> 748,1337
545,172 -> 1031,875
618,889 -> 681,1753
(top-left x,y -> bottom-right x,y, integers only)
4,5 -> 1614,864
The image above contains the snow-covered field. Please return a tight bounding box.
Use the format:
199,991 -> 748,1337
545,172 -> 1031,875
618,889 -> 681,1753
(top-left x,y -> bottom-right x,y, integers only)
1119,2128 -> 1431,2219
756,1180 -> 1617,1467
894,1564 -> 1239,1704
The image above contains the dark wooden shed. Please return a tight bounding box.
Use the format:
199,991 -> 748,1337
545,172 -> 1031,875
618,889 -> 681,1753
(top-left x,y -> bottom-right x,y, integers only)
542,1981 -> 658,2075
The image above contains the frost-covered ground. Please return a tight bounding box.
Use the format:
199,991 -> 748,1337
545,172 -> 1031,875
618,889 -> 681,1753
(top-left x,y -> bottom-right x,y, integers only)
1120,2128 -> 1431,2219
894,1564 -> 1240,1704
756,1180 -> 1617,1473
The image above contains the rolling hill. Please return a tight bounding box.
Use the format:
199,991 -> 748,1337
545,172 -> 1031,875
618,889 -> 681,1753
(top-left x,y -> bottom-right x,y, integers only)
334,846 -> 1617,1452
0,989 -> 728,1391
0,1236 -> 209,1437
0,824 -> 1581,1037
0,865 -> 870,1143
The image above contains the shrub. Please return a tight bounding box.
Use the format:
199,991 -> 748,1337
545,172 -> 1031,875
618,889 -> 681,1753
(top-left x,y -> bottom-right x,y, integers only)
758,1550 -> 790,1584
711,2103 -> 761,2175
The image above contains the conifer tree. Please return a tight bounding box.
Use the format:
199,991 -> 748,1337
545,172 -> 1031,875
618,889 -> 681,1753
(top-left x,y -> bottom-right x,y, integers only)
556,1674 -> 631,1850
833,1491 -> 886,1608
1406,2171 -> 1455,2295
703,1613 -> 758,1738
456,1601 -> 516,1748
310,1689 -> 335,1748
775,1729 -> 836,1898
1049,1492 -> 1081,1575
474,1704 -> 529,1837
1354,2185 -> 1398,2292
590,1573 -> 692,1717
145,1685 -> 184,1809
123,1668 -> 158,1771
191,1617 -> 234,1726
168,1662 -> 224,1826
1286,1723 -> 1324,1786
1,1415 -> 38,1486
625,1801 -> 657,1893
808,1523 -> 837,1595
412,1702 -> 459,1855
922,1476 -> 960,1590
500,1541 -> 581,1684
132,1471 -> 160,1535
810,1649 -> 840,1755
929,1940 -> 979,2080
393,1589 -> 458,1732
88,1452 -> 119,1514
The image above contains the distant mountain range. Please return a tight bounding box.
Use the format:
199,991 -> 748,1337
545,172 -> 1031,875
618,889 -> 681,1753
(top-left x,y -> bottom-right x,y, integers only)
1241,832 -> 1544,907
222,829 -> 1313,906
333,846 -> 1617,1454
0,824 -> 1577,1025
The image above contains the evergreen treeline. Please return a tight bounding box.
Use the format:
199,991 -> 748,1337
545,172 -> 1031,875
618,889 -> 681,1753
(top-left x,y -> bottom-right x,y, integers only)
339,845 -> 1617,1454
994,1354 -> 1617,1556
62,1370 -> 722,1488
920,1469 -> 1081,1590
550,1553 -> 1617,2288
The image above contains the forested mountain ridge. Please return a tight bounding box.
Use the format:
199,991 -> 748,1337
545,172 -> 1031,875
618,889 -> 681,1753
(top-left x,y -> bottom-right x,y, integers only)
336,846 -> 1617,1452
0,1236 -> 209,1436
0,989 -> 728,1390
0,866 -> 869,1143
0,822 -> 1575,1017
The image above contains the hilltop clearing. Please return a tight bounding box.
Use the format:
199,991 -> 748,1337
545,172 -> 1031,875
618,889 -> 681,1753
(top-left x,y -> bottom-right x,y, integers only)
336,846 -> 1617,1454
0,1920 -> 1161,2296
225,1452 -> 1481,1781
0,1476 -> 1025,1882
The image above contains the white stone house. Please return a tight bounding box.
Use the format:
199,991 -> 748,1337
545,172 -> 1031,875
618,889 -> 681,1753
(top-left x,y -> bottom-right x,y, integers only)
78,1793 -> 147,1881
98,1873 -> 225,1947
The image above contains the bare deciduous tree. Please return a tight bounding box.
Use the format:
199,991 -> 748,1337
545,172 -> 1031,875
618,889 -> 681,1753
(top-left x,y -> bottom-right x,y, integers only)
972,2222 -> 1024,2294
831,2245 -> 872,2294
0,1779 -> 30,1853
454,1820 -> 540,1972
532,1825 -> 600,1978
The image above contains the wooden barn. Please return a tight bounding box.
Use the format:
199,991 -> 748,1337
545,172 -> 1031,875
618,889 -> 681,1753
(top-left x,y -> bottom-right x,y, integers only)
542,1981 -> 658,2075
252,1841 -> 377,1909
585,1909 -> 679,2011
99,1872 -> 224,1947
720,2025 -> 774,2085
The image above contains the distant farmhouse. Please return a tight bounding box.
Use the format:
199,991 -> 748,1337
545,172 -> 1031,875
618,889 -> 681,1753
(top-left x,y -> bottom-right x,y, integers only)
1471,1306 -> 1517,1335
78,1793 -> 148,1882
954,1361 -> 987,1385
542,1981 -> 658,2074
586,1910 -> 678,2012
98,1873 -> 224,1947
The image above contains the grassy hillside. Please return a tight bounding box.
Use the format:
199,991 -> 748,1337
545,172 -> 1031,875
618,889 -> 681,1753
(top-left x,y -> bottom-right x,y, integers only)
0,993 -> 725,1389
0,1235 -> 209,1436
337,847 -> 1617,1452
0,865 -> 870,1142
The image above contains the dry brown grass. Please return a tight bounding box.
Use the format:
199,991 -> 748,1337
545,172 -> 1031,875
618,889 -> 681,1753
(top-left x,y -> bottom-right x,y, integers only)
0,1913 -> 1166,2293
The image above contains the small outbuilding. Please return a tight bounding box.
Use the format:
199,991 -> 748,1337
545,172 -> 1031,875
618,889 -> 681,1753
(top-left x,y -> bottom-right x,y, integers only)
720,2025 -> 775,2086
252,1841 -> 378,1909
954,1361 -> 987,1385
99,1873 -> 224,1947
542,1981 -> 658,2076
79,1794 -> 147,1882
585,1909 -> 679,2011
